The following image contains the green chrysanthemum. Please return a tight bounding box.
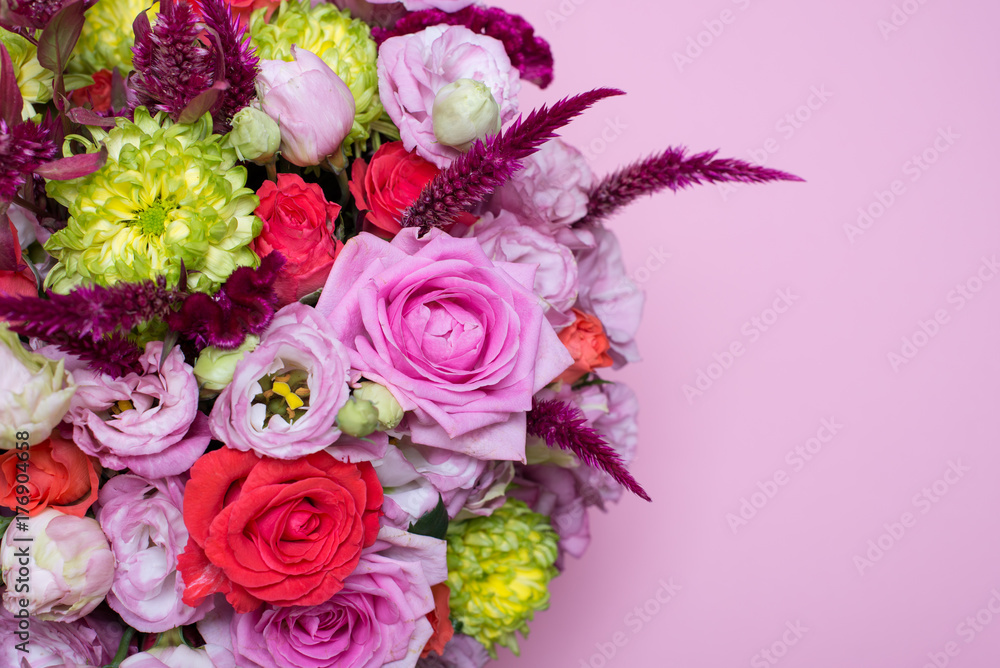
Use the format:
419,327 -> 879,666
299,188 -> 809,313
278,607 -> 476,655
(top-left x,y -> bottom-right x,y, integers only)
44,108 -> 260,294
446,498 -> 559,658
71,0 -> 158,74
249,0 -> 381,154
0,29 -> 53,119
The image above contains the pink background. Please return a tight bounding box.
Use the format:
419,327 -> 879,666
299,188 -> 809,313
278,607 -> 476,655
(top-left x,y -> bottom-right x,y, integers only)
493,1 -> 1000,667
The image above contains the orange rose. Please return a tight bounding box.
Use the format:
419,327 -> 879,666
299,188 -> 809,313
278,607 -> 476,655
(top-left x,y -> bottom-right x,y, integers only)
556,309 -> 614,384
0,433 -> 102,517
421,583 -> 455,658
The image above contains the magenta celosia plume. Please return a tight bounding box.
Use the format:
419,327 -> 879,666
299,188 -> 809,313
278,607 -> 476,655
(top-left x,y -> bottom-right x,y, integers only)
580,146 -> 804,225
401,87 -> 624,231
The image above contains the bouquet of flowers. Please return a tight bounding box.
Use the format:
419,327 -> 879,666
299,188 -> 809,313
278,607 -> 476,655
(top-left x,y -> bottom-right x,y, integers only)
0,0 -> 798,665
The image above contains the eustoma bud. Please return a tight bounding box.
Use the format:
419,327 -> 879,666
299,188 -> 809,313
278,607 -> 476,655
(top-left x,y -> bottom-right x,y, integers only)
432,78 -> 501,151
229,107 -> 281,164
337,395 -> 380,437
354,381 -> 404,430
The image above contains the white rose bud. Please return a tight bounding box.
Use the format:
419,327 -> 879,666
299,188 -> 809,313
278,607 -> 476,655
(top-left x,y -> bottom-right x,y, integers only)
353,381 -> 404,430
230,107 -> 281,164
432,78 -> 501,151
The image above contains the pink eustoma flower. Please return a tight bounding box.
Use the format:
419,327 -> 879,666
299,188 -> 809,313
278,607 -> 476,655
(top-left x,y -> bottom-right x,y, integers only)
65,342 -> 210,478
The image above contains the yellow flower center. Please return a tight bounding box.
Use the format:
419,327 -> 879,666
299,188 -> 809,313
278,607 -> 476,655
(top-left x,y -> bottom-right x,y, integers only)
254,369 -> 311,422
134,201 -> 169,236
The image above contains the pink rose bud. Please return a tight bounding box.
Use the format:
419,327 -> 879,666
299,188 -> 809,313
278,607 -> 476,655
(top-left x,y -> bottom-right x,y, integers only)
1,508 -> 114,622
257,46 -> 356,168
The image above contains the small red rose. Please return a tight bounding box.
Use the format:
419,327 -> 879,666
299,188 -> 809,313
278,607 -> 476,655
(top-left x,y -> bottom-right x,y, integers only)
348,141 -> 440,238
253,173 -> 343,305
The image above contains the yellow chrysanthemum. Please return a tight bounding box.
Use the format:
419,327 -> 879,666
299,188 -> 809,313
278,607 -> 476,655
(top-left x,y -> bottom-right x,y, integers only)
0,29 -> 53,119
249,0 -> 381,154
446,499 -> 559,658
71,0 -> 158,74
44,108 -> 260,294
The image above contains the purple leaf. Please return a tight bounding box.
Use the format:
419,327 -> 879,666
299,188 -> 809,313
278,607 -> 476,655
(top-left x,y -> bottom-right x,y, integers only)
65,106 -> 117,128
177,81 -> 227,124
36,0 -> 86,73
0,213 -> 19,272
0,44 -> 23,126
34,146 -> 107,180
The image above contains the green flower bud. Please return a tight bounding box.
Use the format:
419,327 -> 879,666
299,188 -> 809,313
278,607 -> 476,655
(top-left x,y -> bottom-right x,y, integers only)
229,107 -> 281,164
336,396 -> 380,437
353,381 -> 403,430
193,336 -> 259,395
432,79 -> 501,151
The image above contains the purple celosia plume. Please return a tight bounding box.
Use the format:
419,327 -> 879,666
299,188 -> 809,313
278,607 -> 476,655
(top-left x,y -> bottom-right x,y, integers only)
527,398 -> 650,501
0,275 -> 183,338
36,329 -> 141,377
0,117 -> 58,201
166,252 -> 285,350
197,0 -> 259,125
372,6 -> 554,88
401,87 -> 623,231
580,146 -> 804,226
0,0 -> 67,31
129,0 -> 258,131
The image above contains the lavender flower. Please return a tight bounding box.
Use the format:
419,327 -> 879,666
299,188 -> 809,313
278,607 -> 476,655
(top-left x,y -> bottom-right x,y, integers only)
581,146 -> 804,225
401,87 -> 623,231
526,398 -> 650,501
373,6 -> 554,88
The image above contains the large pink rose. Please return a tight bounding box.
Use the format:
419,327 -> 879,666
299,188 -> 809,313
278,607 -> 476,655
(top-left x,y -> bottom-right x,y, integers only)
377,25 -> 520,168
315,229 -> 571,461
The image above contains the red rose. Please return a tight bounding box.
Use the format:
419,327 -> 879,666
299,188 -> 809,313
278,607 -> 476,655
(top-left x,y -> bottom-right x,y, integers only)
0,433 -> 101,517
69,69 -> 112,113
556,309 -> 614,384
178,447 -> 383,613
253,173 -> 343,305
348,141 -> 440,238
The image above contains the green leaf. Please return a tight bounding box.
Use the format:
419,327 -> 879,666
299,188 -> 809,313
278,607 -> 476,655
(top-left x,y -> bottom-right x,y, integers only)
408,495 -> 448,539
36,0 -> 86,74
